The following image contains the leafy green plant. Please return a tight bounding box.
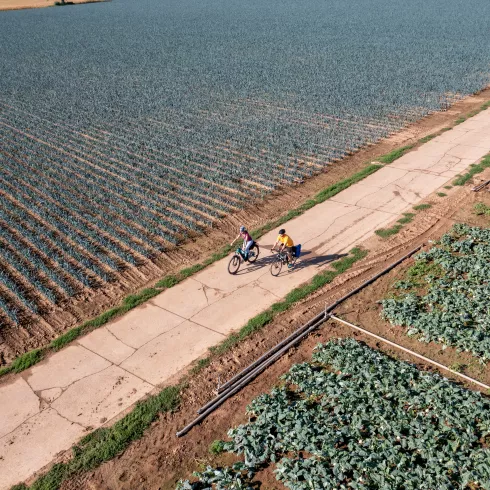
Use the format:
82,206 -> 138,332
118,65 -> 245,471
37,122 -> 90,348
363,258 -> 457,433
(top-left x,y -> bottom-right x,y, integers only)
209,440 -> 226,455
437,192 -> 447,197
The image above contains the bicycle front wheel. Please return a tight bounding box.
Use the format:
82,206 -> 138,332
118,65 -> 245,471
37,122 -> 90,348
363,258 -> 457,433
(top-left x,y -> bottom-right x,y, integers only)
228,255 -> 241,275
270,256 -> 282,276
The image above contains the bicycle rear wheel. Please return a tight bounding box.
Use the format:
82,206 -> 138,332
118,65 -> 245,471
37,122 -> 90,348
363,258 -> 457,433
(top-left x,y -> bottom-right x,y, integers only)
228,255 -> 241,275
248,243 -> 260,263
270,256 -> 282,276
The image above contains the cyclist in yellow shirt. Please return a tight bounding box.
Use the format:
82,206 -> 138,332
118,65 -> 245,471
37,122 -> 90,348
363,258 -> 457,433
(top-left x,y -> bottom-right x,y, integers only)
271,229 -> 294,268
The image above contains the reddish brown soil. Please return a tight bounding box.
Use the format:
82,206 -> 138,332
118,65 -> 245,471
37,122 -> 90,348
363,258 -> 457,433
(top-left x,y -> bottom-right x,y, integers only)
2,88 -> 490,367
0,0 -> 106,11
56,178 -> 490,490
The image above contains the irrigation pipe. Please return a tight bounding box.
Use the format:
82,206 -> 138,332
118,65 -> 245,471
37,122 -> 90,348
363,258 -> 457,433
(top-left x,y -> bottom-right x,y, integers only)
472,179 -> 490,191
178,243 -> 423,435
330,315 -> 490,391
215,243 -> 423,397
177,315 -> 328,437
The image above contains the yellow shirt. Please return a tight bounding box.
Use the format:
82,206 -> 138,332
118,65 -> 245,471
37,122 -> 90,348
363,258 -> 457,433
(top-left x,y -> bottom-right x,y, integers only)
277,234 -> 294,247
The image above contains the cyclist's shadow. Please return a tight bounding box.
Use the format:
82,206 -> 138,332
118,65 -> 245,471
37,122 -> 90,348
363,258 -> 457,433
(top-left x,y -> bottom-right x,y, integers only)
291,250 -> 349,272
232,248 -> 347,275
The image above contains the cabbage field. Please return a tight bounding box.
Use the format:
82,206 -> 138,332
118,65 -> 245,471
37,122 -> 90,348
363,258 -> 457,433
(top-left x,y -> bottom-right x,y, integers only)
1,0 -> 490,327
383,224 -> 490,361
178,339 -> 490,489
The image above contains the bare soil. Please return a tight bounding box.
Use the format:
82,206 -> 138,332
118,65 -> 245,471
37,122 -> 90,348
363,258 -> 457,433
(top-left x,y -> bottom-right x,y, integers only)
0,0 -> 106,11
57,176 -> 490,490
1,88 -> 489,367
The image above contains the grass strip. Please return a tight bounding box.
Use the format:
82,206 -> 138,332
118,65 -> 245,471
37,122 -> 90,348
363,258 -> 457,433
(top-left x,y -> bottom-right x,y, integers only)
452,154 -> 490,186
13,386 -> 181,490
377,145 -> 414,164
418,134 -> 436,144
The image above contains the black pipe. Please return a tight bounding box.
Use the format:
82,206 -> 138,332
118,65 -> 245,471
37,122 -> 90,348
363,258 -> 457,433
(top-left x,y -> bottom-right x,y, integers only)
177,316 -> 327,437
214,313 -> 326,397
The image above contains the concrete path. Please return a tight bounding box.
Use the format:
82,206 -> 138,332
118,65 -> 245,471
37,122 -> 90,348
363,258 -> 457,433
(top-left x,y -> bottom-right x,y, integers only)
2,109 -> 490,489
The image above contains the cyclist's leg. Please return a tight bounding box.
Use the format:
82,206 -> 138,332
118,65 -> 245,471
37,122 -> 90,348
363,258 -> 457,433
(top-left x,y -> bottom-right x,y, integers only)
286,246 -> 293,266
244,240 -> 254,259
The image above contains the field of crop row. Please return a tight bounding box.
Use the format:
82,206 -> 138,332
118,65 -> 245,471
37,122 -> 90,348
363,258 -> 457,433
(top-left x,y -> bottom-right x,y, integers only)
383,224 -> 490,361
179,338 -> 490,489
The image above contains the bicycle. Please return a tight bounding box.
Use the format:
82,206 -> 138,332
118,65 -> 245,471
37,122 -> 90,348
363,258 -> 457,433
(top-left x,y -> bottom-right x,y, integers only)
227,242 -> 260,274
270,245 -> 301,276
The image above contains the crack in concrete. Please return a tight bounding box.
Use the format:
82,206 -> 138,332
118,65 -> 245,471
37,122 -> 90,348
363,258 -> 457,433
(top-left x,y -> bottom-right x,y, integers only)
104,327 -> 136,351
253,283 -> 281,299
0,409 -> 43,442
27,360 -> 114,394
105,326 -> 136,348
50,407 -> 88,430
302,206 -> 361,248
201,284 -> 210,305
177,317 -> 226,337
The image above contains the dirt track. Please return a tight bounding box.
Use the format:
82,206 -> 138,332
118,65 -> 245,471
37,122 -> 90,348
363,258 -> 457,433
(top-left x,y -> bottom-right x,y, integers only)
60,176 -> 490,490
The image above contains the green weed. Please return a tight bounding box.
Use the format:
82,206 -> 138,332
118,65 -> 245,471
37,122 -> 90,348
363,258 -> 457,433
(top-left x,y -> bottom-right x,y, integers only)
474,202 -> 490,216
209,440 -> 226,455
375,224 -> 403,238
453,154 -> 490,186
397,212 -> 415,225
377,145 -> 414,164
406,261 -> 444,280
413,203 -> 432,211
437,192 -> 447,197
